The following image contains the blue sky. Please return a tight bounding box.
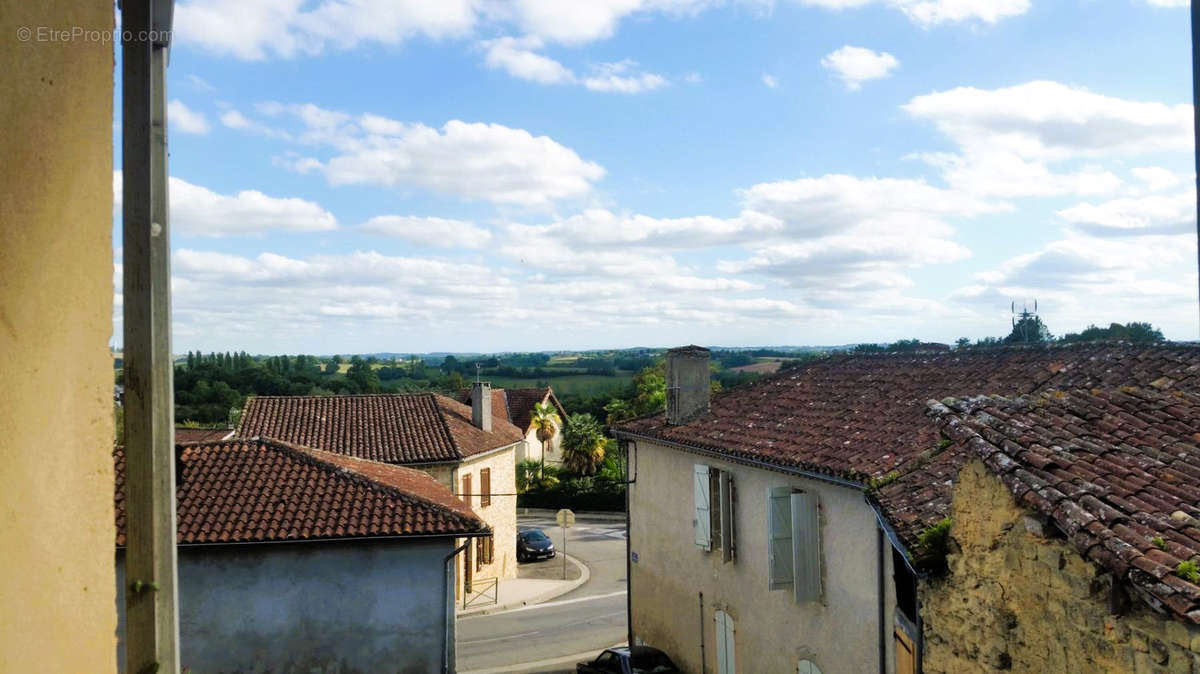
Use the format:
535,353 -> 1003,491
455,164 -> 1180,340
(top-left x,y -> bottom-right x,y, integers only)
114,0 -> 1197,354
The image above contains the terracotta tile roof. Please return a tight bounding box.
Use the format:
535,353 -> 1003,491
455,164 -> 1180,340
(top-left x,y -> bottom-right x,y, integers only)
920,388 -> 1200,623
174,427 -> 233,443
616,343 -> 1200,482
455,388 -> 513,424
502,387 -> 567,433
236,393 -> 523,464
114,438 -> 488,546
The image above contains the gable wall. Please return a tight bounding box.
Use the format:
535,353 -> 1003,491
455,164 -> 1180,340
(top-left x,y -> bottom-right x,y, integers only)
921,460 -> 1200,674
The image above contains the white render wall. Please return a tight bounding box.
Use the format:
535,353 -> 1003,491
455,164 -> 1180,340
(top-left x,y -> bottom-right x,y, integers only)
628,439 -> 897,674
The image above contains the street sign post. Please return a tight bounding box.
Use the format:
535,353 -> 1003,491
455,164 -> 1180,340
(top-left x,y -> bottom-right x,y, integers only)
556,508 -> 575,580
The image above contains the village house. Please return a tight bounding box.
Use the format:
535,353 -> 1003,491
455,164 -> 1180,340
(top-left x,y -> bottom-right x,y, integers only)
459,386 -> 570,465
614,344 -> 1200,674
113,437 -> 489,672
235,383 -> 524,595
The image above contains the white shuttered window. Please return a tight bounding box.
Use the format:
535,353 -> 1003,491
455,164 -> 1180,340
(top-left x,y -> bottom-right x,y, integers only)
767,486 -> 822,602
767,486 -> 794,589
714,609 -> 736,674
694,464 -> 712,550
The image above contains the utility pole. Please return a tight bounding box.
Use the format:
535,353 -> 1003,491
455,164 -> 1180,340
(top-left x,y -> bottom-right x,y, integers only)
1192,1 -> 1200,334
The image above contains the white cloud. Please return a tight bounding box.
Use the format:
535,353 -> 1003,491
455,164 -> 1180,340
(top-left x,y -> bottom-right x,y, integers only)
1143,0 -> 1188,7
905,81 -> 1193,198
360,215 -> 493,248
797,0 -> 1030,26
684,72 -> 703,84
229,104 -> 606,206
820,46 -> 898,90
168,100 -> 210,134
1131,166 -> 1184,192
1056,191 -> 1195,237
582,60 -> 668,93
176,0 -> 477,60
187,74 -> 216,92
480,36 -> 575,84
113,171 -> 337,237
762,74 -> 779,89
489,0 -> 719,46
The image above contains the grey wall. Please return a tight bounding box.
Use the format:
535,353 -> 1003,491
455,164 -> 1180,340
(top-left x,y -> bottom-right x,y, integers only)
117,537 -> 455,673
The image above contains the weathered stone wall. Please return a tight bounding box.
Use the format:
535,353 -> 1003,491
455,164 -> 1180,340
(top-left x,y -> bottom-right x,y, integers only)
922,460 -> 1200,674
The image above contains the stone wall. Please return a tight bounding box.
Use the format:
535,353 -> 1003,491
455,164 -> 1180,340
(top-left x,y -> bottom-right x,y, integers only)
921,460 -> 1200,674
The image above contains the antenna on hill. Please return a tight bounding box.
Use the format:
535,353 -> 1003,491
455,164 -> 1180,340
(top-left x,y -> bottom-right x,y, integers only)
1012,299 -> 1040,344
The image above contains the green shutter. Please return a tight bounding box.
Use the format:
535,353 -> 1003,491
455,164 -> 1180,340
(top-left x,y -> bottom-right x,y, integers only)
694,464 -> 712,550
791,492 -> 822,603
767,486 -> 794,589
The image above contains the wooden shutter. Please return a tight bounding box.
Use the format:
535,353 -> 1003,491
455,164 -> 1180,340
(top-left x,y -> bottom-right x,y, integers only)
714,610 -> 736,674
895,626 -> 916,674
694,464 -> 712,550
790,492 -> 821,603
720,471 -> 734,562
486,535 -> 494,563
481,468 -> 491,507
476,537 -> 485,571
767,486 -> 794,589
462,473 -> 472,506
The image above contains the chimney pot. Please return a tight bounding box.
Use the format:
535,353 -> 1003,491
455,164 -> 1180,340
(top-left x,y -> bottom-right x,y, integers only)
471,382 -> 492,432
666,345 -> 710,425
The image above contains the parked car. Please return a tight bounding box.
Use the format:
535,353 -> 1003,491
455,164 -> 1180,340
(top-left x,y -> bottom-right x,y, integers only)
577,646 -> 680,674
517,529 -> 556,562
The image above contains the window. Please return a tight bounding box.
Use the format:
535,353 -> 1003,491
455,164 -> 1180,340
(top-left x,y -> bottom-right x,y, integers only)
714,609 -> 736,674
480,467 -> 491,507
693,464 -> 736,560
476,534 -> 494,566
462,473 -> 472,505
767,486 -> 822,603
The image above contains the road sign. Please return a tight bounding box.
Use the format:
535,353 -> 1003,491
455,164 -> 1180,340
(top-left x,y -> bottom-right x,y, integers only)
556,508 -> 575,528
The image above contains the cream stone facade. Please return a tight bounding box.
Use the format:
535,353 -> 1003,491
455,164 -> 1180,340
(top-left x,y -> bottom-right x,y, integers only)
0,1 -> 118,671
922,460 -> 1200,674
456,443 -> 520,582
627,439 -> 898,674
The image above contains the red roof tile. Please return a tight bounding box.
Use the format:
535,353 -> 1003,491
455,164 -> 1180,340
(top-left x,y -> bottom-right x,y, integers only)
114,438 -> 487,546
236,393 -> 523,464
460,387 -> 567,433
918,388 -> 1200,622
617,343 -> 1200,481
174,427 -> 233,443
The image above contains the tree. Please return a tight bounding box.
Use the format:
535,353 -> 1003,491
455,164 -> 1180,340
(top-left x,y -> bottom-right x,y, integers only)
955,337 -> 971,349
324,355 -> 340,375
346,356 -> 380,393
561,413 -> 606,475
1005,315 -> 1052,344
529,401 -> 562,476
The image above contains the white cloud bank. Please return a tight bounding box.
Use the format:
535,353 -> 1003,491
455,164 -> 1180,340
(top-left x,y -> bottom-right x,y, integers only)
796,0 -> 1030,26
168,100 -> 210,134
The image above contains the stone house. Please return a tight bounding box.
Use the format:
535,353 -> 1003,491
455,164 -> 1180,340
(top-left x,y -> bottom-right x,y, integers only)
236,384 -> 524,592
459,386 -> 569,465
615,344 -> 1200,674
113,437 -> 489,672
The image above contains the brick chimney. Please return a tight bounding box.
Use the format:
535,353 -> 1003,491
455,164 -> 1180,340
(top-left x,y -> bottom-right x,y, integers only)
666,345 -> 710,425
471,381 -> 492,432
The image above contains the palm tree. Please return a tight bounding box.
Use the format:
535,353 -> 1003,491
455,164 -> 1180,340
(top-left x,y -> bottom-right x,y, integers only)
529,401 -> 562,476
561,413 -> 606,476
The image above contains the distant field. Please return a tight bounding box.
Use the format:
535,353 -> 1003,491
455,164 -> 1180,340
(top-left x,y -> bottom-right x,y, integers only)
484,373 -> 632,396
731,359 -> 784,375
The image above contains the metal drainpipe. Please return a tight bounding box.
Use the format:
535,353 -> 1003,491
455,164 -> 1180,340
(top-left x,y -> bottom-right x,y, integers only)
877,526 -> 886,674
624,439 -> 637,649
443,541 -> 469,674
699,591 -> 706,674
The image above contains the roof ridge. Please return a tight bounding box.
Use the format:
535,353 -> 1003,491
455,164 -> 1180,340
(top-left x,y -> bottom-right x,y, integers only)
427,394 -> 466,460
256,437 -> 482,529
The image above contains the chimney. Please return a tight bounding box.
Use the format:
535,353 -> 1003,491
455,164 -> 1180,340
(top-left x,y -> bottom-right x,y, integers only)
471,381 -> 492,432
666,345 -> 710,425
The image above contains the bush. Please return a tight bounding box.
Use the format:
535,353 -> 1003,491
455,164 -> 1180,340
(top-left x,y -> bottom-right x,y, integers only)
518,474 -> 626,511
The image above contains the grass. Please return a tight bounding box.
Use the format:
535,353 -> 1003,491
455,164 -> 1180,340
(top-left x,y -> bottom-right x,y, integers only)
485,373 -> 632,396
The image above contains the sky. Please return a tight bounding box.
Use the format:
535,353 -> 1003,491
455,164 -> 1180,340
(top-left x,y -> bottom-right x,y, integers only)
113,0 -> 1198,354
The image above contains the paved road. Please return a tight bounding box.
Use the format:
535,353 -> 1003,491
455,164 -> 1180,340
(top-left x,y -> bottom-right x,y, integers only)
458,513 -> 628,673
